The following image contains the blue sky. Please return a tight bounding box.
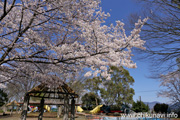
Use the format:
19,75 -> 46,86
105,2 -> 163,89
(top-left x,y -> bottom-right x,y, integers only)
101,0 -> 170,103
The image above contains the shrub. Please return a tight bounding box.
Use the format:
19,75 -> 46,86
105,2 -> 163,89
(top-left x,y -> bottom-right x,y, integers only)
113,112 -> 120,116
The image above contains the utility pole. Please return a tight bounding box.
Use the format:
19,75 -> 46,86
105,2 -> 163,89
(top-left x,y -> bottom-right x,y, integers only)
139,96 -> 142,112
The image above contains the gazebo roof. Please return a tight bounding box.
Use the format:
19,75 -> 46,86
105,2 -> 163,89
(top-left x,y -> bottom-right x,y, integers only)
6,100 -> 20,106
27,82 -> 78,99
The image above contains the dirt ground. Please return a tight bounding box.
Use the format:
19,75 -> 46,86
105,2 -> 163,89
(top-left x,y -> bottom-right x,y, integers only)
0,112 -> 86,120
1,112 -> 180,120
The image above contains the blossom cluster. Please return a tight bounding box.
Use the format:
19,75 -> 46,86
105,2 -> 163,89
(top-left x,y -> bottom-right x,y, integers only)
0,0 -> 147,87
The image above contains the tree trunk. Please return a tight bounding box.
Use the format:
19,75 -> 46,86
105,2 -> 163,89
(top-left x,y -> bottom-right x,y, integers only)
95,98 -> 98,106
71,98 -> 75,120
38,98 -> 45,120
21,95 -> 30,120
63,95 -> 69,120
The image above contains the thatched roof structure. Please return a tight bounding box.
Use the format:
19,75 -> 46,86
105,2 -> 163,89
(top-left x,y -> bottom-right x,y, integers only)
21,81 -> 78,120
6,100 -> 20,106
27,82 -> 78,99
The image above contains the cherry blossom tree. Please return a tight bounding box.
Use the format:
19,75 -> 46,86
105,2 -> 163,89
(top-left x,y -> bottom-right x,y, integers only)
0,0 -> 147,87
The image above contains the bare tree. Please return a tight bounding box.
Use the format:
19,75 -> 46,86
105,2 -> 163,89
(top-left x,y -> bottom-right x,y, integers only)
128,0 -> 180,73
4,63 -> 40,102
158,70 -> 180,103
67,73 -> 87,103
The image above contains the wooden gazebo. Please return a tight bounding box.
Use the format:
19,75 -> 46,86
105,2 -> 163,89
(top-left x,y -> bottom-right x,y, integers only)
6,100 -> 20,114
21,82 -> 78,120
6,100 -> 20,107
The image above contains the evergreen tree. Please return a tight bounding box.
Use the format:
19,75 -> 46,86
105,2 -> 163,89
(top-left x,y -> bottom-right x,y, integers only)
0,89 -> 8,107
81,92 -> 101,110
154,103 -> 169,113
100,66 -> 135,106
85,77 -> 102,106
132,100 -> 149,112
85,77 -> 102,95
84,66 -> 135,108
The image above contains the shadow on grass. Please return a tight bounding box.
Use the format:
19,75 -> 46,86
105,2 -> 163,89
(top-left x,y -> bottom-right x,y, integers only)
27,116 -> 57,118
0,114 -> 11,118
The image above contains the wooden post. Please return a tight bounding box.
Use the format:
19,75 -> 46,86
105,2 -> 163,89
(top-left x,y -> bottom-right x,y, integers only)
10,101 -> 15,115
3,104 -> 7,115
57,105 -> 62,118
21,95 -> 30,120
16,105 -> 18,113
63,95 -> 69,120
38,98 -> 45,120
71,98 -> 75,120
